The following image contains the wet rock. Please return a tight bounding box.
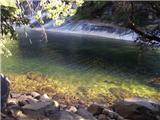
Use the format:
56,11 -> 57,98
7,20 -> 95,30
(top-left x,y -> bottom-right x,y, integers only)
87,103 -> 108,115
113,97 -> 160,120
76,108 -> 97,120
50,111 -> 85,120
1,74 -> 10,112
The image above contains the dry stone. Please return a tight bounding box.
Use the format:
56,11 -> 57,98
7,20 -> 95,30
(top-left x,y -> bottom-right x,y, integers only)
49,111 -> 85,120
76,108 -> 97,120
22,101 -> 57,117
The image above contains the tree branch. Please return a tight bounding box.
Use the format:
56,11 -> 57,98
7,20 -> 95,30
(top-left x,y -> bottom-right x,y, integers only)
128,20 -> 160,42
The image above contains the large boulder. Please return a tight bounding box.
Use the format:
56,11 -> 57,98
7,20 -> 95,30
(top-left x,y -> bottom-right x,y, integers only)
113,97 -> 160,120
0,74 -> 10,112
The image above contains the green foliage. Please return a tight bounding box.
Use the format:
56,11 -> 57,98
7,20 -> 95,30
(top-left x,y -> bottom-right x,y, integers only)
0,0 -> 84,56
1,6 -> 28,38
0,5 -> 28,57
0,0 -> 16,8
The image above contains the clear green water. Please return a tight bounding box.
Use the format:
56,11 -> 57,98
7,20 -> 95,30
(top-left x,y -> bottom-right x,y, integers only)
17,29 -> 160,75
2,29 -> 160,101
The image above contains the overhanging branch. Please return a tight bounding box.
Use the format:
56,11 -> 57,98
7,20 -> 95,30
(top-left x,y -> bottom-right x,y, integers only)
128,20 -> 160,43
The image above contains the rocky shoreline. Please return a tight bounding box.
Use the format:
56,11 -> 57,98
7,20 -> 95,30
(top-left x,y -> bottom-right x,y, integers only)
1,75 -> 160,120
2,92 -> 160,120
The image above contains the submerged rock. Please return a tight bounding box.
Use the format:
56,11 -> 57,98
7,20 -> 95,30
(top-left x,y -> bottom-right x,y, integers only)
113,97 -> 160,120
